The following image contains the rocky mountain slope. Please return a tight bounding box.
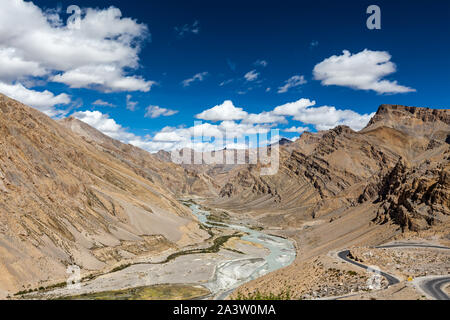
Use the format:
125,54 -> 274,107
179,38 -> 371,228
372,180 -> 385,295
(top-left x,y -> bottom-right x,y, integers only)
60,117 -> 218,197
225,105 -> 449,300
0,94 -> 210,296
211,105 -> 449,232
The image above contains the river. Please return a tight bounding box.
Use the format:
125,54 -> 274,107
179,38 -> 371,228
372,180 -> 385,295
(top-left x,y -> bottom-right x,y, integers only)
190,203 -> 296,299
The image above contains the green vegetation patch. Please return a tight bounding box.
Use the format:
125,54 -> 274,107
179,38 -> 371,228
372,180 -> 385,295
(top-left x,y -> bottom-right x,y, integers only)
58,284 -> 210,300
161,233 -> 242,263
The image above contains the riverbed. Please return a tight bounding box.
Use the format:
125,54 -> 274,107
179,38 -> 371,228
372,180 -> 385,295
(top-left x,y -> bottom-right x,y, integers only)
31,202 -> 296,300
191,203 -> 296,299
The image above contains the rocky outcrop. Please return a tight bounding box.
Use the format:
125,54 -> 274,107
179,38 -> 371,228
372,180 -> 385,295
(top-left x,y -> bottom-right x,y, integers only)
363,104 -> 450,141
372,157 -> 450,231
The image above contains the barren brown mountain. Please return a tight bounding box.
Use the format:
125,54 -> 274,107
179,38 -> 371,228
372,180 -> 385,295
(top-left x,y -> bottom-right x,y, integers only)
0,94 -> 213,297
210,104 -> 449,233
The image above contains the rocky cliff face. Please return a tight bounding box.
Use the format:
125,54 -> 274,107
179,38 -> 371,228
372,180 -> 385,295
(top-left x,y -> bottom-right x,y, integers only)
0,94 -> 209,296
369,156 -> 449,231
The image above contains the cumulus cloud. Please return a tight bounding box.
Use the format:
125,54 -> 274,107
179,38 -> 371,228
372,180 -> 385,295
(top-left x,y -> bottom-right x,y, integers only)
0,82 -> 70,117
0,0 -> 153,92
272,98 -> 373,131
72,108 -> 276,153
182,72 -> 208,87
313,49 -> 416,94
72,110 -> 166,152
52,65 -> 154,92
73,110 -> 131,140
72,95 -> 375,154
152,121 -> 273,151
244,70 -> 259,82
292,105 -> 374,131
283,126 -> 309,133
195,100 -> 248,121
0,48 -> 47,82
152,130 -> 186,142
273,98 -> 316,116
145,105 -> 178,118
242,112 -> 286,124
277,75 -> 307,93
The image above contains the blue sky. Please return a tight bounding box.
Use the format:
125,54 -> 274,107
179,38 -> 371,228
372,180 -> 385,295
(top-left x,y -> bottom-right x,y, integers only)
0,0 -> 449,152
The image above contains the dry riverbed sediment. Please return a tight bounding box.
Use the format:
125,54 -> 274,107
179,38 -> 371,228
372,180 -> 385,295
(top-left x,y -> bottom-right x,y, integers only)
19,200 -> 295,300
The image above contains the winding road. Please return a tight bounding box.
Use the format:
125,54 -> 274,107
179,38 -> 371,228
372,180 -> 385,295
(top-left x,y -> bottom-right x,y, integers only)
337,250 -> 400,285
337,243 -> 450,300
417,276 -> 450,300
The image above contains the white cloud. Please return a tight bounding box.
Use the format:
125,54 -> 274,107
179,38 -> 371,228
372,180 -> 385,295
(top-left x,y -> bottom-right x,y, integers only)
72,110 -> 168,152
73,110 -> 179,153
126,94 -> 138,111
244,70 -> 259,82
273,98 -> 316,116
145,105 -> 178,118
0,0 -> 153,92
313,49 -> 416,94
272,98 -> 373,131
72,110 -> 129,140
72,95 -> 375,155
291,105 -> 375,131
278,75 -> 307,93
242,111 -> 286,124
283,126 -> 309,133
195,100 -> 248,121
52,65 -> 154,92
92,99 -> 115,107
182,72 -> 208,87
218,120 -> 272,136
0,82 -> 70,117
152,130 -> 185,142
254,60 -> 268,67
0,48 -> 47,82
150,120 -> 273,152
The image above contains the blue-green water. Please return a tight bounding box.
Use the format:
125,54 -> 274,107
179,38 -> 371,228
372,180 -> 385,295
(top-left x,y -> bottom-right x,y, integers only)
190,204 -> 296,299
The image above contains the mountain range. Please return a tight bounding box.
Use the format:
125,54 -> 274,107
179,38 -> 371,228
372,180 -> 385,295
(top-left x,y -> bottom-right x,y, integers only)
0,93 -> 448,297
